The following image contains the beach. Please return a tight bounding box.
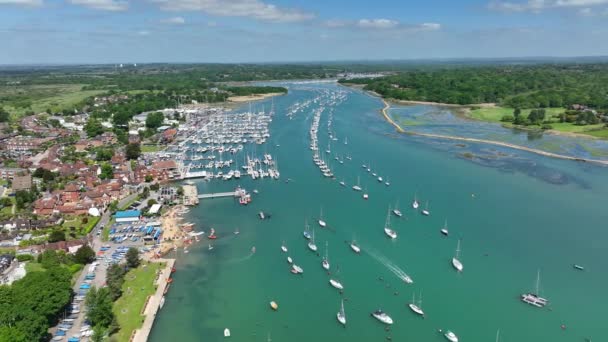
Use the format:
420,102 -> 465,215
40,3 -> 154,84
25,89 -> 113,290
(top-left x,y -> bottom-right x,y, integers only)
227,92 -> 284,103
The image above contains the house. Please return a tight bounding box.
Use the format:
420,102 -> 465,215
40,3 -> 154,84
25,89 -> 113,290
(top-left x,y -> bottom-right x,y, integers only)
11,173 -> 32,191
162,128 -> 178,142
33,197 -> 58,216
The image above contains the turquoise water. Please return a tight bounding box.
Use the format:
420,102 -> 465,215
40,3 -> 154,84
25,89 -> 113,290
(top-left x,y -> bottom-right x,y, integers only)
150,83 -> 608,342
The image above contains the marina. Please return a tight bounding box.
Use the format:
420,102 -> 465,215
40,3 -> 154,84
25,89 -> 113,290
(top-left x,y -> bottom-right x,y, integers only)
150,82 -> 608,342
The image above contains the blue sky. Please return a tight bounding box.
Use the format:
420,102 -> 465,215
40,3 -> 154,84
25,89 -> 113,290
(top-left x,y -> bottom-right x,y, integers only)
1,0 -> 608,64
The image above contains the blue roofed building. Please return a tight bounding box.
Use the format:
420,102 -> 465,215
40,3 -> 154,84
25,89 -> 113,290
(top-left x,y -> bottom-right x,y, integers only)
114,210 -> 141,223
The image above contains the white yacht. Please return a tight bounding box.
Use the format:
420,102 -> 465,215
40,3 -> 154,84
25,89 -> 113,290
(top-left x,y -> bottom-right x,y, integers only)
281,242 -> 288,253
452,240 -> 463,272
329,279 -> 344,290
384,207 -> 397,239
350,240 -> 361,253
318,207 -> 327,228
352,176 -> 362,191
291,264 -> 304,274
371,310 -> 393,325
441,220 -> 449,236
444,330 -> 459,342
521,270 -> 548,308
322,242 -> 330,270
337,300 -> 346,326
287,256 -> 293,264
412,194 -> 419,209
308,229 -> 318,252
421,201 -> 430,216
409,292 -> 424,316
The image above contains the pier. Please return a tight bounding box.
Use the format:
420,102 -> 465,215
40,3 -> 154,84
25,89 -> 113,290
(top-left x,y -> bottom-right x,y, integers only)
198,191 -> 243,199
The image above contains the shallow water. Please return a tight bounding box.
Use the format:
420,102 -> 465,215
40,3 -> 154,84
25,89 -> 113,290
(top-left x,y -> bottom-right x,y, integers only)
150,82 -> 608,342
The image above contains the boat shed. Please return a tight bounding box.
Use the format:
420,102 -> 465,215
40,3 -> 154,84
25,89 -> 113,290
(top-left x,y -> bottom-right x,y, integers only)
148,204 -> 162,215
114,210 -> 141,223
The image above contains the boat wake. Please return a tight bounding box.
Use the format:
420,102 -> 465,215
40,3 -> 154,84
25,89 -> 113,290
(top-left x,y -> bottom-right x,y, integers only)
366,248 -> 414,284
222,251 -> 255,265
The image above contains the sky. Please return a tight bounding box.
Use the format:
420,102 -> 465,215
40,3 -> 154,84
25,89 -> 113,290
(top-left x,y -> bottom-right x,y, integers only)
1,0 -> 608,64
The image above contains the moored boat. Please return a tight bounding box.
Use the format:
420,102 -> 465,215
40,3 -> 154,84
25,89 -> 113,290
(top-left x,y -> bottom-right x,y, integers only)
350,240 -> 361,253
444,330 -> 459,342
452,240 -> 463,272
329,278 -> 344,290
337,299 -> 346,326
371,309 -> 393,325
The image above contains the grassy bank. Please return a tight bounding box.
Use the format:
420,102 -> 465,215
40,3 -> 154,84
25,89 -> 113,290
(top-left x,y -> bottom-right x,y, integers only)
112,262 -> 164,342
141,145 -> 163,153
468,106 -> 608,138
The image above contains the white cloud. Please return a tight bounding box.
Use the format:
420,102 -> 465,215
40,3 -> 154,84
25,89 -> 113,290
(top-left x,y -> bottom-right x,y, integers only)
324,18 -> 441,32
489,0 -> 608,12
69,0 -> 128,11
357,18 -> 399,29
0,0 -> 42,6
153,0 -> 315,23
161,16 -> 186,24
138,30 -> 150,36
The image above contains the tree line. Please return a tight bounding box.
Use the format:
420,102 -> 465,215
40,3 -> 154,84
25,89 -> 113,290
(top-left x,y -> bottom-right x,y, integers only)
341,64 -> 608,109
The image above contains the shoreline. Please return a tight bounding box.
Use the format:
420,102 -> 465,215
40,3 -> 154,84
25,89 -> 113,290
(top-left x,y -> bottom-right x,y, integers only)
227,92 -> 285,103
380,99 -> 608,166
132,258 -> 175,342
341,83 -> 606,141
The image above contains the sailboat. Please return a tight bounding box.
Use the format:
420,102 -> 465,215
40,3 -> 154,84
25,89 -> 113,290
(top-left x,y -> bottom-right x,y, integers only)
363,185 -> 369,200
408,292 -> 424,316
318,207 -> 327,227
441,220 -> 449,236
412,193 -> 419,209
339,178 -> 346,187
337,299 -> 346,326
384,207 -> 397,239
392,200 -> 403,217
281,241 -> 288,253
452,240 -> 463,272
344,137 -> 348,145
303,220 -> 312,240
352,176 -> 362,191
208,244 -> 214,251
308,229 -> 318,252
322,241 -> 330,270
385,177 -> 390,186
421,201 -> 430,216
495,329 -> 500,342
521,270 -> 548,308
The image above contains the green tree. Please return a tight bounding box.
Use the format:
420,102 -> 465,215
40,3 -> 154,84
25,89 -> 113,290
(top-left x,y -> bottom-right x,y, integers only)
126,247 -> 140,269
144,175 -> 153,183
125,143 -> 141,160
74,245 -> 96,264
85,286 -> 115,329
99,163 -> 114,180
84,118 -> 104,138
48,230 -> 66,243
0,107 -> 10,122
95,148 -> 114,161
147,199 -> 158,207
145,112 -> 165,129
106,264 -> 127,300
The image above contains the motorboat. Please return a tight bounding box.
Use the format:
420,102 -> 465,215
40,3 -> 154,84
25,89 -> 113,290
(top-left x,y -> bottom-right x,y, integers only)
444,331 -> 459,342
287,256 -> 293,264
329,279 -> 344,290
224,328 -> 231,337
350,241 -> 361,253
371,310 -> 393,325
270,301 -> 278,310
363,193 -> 369,200
292,265 -> 303,274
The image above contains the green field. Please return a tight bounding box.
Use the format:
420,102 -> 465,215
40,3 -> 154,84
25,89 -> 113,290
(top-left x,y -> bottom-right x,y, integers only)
25,262 -> 45,273
1,84 -> 104,117
141,145 -> 163,153
468,107 -> 564,122
112,262 -> 164,342
468,106 -> 608,138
